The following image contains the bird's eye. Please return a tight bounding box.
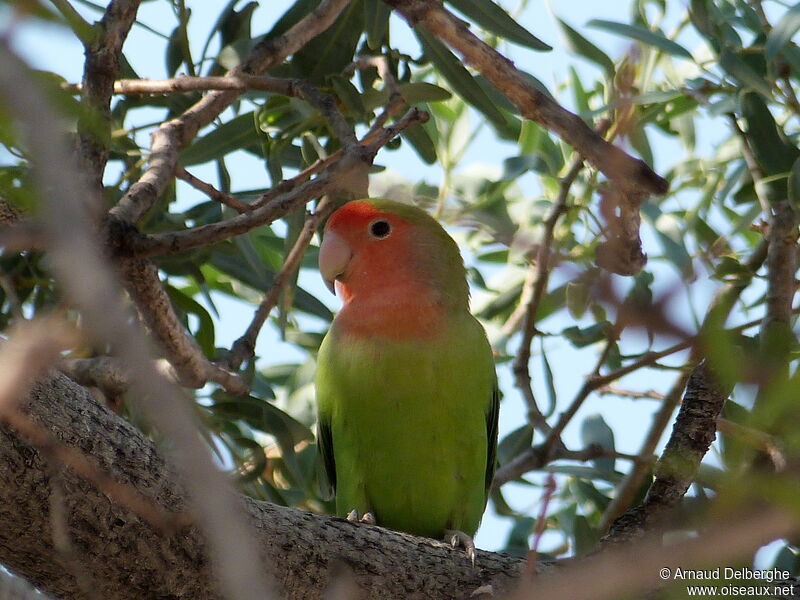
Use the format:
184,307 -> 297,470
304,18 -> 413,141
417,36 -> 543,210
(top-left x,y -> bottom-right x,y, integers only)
369,219 -> 392,239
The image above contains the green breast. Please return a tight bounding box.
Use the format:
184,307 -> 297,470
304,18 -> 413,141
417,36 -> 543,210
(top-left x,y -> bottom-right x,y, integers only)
316,313 -> 495,538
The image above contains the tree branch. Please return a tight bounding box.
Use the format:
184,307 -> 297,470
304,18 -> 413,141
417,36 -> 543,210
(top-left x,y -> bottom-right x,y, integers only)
118,108 -> 427,258
118,258 -> 248,395
77,0 -> 141,216
602,362 -> 732,545
598,240 -> 770,532
0,372 -> 524,600
383,0 -> 668,198
108,0 -> 354,225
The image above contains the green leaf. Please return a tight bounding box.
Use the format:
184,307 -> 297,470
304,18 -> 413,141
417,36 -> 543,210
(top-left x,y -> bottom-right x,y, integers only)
556,18 -> 615,75
502,516 -> 535,556
580,414 -> 616,473
164,284 -> 216,357
328,74 -> 365,118
415,27 -> 506,124
181,112 -> 261,166
719,49 -> 773,98
398,82 -> 452,104
765,2 -> 800,59
789,156 -> 800,207
572,515 -> 597,556
402,122 -> 437,164
540,339 -> 557,418
501,155 -> 548,180
165,25 -> 183,77
446,0 -> 551,51
740,91 -> 800,177
587,19 -> 693,60
562,322 -> 612,348
498,424 -> 534,466
364,0 -> 391,50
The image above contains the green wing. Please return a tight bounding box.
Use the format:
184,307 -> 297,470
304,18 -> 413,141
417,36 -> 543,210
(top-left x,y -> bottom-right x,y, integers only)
316,418 -> 336,499
484,384 -> 500,496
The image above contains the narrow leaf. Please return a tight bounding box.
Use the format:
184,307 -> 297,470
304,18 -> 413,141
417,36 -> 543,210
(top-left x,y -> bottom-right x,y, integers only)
447,0 -> 551,51
766,2 -> 800,59
587,19 -> 693,59
415,27 -> 506,124
556,18 -> 615,75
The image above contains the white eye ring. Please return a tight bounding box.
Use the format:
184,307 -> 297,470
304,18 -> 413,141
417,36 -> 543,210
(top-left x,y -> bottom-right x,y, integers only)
369,219 -> 392,239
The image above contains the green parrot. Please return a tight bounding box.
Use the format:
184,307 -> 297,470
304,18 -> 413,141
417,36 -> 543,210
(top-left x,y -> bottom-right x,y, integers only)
315,198 -> 498,559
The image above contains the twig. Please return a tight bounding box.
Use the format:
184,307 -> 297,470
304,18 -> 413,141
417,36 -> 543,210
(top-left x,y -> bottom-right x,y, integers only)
511,155 -> 588,437
492,441 -> 651,489
602,362 -> 732,545
716,417 -> 786,471
121,108 -> 427,258
119,259 -> 249,395
109,0 -> 353,226
226,198 -> 336,371
598,240 -> 770,533
596,385 -> 665,401
383,0 -> 668,197
175,166 -> 251,213
0,42 -> 278,600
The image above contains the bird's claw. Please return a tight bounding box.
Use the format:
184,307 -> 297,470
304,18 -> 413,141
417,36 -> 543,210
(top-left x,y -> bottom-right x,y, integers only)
346,509 -> 376,525
444,529 -> 476,566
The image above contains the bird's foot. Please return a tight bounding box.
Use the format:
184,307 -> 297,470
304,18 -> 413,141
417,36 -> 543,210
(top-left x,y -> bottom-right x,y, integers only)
345,509 -> 376,525
444,529 -> 476,566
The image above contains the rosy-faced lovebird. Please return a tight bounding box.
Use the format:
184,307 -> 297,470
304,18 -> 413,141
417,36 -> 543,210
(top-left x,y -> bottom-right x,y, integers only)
315,199 -> 498,558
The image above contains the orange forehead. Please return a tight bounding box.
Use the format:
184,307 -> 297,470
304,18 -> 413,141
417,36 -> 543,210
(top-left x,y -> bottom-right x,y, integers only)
325,201 -> 408,237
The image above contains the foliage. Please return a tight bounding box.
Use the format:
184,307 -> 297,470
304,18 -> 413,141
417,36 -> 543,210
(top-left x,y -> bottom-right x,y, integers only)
2,0 -> 800,583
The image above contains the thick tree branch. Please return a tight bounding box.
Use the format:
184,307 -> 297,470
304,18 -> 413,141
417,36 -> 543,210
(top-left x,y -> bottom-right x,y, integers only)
384,0 -> 668,198
0,372 -> 524,600
109,0 -> 353,225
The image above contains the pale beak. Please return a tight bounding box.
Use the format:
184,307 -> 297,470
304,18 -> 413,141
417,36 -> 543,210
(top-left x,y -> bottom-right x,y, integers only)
319,230 -> 352,296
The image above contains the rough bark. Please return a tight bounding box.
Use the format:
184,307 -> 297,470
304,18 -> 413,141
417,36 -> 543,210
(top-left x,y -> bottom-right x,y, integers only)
0,372 -> 523,600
